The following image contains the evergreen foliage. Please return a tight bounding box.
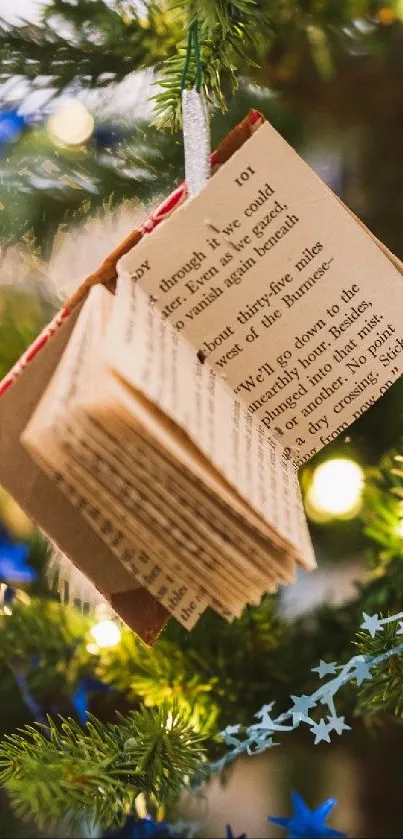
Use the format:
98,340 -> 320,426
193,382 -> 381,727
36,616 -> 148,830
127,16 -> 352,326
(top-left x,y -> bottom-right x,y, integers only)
0,707 -> 204,831
1,0 -> 403,250
2,0 -> 402,127
355,620 -> 403,722
0,1 -> 182,94
0,286 -> 52,378
152,0 -> 268,129
2,0 -> 403,833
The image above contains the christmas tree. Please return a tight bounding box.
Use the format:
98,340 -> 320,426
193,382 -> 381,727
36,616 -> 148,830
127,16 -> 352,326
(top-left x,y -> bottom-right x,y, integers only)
2,1 -> 403,836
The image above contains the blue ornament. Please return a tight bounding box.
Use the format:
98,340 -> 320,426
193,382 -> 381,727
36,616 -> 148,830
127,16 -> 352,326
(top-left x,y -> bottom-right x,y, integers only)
0,110 -> 26,145
269,791 -> 346,838
71,675 -> 110,724
226,825 -> 247,838
104,816 -> 174,838
0,525 -> 36,584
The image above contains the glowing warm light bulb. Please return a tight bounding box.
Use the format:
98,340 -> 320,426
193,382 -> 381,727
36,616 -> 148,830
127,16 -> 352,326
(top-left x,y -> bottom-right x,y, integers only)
47,100 -> 94,146
90,619 -> 121,648
306,458 -> 364,519
396,520 -> 403,538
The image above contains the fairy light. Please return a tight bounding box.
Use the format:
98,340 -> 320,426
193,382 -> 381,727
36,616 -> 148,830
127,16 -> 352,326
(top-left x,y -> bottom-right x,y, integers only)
306,458 -> 364,519
396,520 -> 403,538
90,619 -> 121,648
47,100 -> 94,147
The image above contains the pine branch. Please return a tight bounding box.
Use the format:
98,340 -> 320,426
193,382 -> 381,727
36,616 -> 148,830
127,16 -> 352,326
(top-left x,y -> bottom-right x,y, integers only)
0,598 -> 97,718
153,0 -> 268,129
362,445 -> 403,572
0,706 -> 205,831
0,2 -> 181,95
0,118 -> 185,251
0,287 -> 51,378
101,632 -> 220,736
0,86 -> 296,249
354,620 -> 403,722
0,0 -> 398,135
0,0 -> 269,132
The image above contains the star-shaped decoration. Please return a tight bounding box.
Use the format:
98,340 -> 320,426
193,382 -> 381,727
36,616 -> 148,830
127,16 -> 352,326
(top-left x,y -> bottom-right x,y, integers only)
312,660 -> 338,678
103,816 -> 174,838
246,735 -> 277,755
327,715 -> 351,736
397,621 -> 403,636
226,825 -> 247,839
269,791 -> 346,838
222,724 -> 241,739
252,705 -> 293,736
353,658 -> 373,686
360,612 -> 383,638
222,724 -> 244,752
310,718 -> 332,745
289,694 -> 316,725
255,703 -> 275,719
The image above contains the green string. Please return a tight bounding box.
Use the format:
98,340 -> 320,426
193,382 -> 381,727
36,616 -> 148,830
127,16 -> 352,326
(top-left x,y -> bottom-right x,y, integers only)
181,20 -> 203,91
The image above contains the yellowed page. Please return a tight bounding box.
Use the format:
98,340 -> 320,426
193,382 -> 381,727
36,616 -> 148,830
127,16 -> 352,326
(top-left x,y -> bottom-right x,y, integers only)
22,285 -> 208,628
119,119 -> 403,466
107,276 -> 314,569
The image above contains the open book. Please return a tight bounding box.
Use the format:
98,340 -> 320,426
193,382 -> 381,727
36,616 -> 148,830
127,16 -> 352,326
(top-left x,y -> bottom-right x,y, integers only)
4,111 -> 403,638
22,276 -> 315,628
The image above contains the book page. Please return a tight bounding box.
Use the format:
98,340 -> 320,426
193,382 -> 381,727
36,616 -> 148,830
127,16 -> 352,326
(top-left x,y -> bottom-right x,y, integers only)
22,285 -> 209,628
74,292 -> 298,607
107,277 -> 314,569
119,119 -> 403,466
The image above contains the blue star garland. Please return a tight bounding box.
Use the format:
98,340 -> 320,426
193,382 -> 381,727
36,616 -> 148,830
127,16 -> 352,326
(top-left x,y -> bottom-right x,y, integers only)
211,610 -> 403,771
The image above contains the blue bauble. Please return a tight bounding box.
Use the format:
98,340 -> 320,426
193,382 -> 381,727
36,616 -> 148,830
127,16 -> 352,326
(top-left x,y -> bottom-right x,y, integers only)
0,110 -> 26,144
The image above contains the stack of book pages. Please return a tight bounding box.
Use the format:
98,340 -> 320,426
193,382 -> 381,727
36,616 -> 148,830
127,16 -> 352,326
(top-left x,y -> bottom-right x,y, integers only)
22,276 -> 315,630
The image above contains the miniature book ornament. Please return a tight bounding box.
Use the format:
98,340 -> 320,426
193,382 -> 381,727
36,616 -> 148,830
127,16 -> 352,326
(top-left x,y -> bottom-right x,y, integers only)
2,110 -> 403,642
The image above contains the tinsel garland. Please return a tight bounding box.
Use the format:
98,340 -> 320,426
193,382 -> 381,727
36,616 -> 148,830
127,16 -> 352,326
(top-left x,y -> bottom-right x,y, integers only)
213,610 -> 403,769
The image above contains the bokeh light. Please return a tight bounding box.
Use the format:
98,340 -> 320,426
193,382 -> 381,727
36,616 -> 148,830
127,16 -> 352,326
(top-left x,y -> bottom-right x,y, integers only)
0,489 -> 33,540
306,458 -> 364,520
90,619 -> 121,648
47,100 -> 94,147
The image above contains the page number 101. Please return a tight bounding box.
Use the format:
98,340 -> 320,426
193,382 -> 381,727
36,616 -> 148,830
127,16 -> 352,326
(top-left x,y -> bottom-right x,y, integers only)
235,166 -> 256,186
